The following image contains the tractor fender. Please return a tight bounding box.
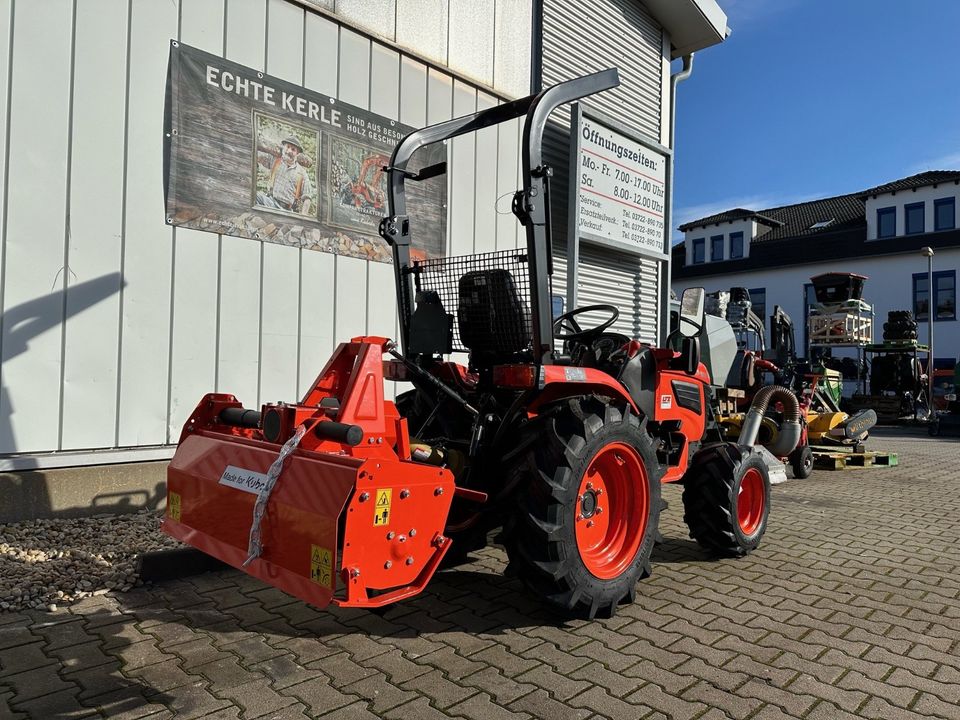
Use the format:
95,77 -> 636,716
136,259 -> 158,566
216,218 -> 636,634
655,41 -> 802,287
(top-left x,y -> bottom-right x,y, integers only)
526,366 -> 638,417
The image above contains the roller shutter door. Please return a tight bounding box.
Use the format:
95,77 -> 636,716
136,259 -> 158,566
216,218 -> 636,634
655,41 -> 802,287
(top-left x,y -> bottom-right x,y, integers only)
575,246 -> 659,343
541,0 -> 665,343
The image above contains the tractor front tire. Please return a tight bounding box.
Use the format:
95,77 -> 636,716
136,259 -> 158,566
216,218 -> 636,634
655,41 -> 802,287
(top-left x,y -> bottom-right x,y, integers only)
682,444 -> 771,557
503,396 -> 661,619
789,445 -> 814,479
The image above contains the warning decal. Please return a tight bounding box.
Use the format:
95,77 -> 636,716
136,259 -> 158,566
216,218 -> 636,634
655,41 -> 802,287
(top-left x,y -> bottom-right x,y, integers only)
310,545 -> 333,587
373,488 -> 392,526
168,491 -> 181,522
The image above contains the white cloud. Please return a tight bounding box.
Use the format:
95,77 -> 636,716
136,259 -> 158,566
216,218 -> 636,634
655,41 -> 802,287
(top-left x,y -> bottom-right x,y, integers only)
672,191 -> 821,243
907,150 -> 960,175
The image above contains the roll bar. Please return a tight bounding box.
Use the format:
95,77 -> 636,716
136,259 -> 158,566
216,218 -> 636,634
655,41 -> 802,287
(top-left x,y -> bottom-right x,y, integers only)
379,68 -> 620,363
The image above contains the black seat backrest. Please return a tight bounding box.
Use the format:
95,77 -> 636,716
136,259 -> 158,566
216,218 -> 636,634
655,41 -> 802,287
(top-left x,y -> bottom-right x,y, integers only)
617,347 -> 656,419
408,290 -> 453,356
457,269 -> 530,354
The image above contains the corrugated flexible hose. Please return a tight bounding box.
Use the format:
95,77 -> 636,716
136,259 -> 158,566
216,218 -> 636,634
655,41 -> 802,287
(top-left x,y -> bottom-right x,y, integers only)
738,385 -> 802,457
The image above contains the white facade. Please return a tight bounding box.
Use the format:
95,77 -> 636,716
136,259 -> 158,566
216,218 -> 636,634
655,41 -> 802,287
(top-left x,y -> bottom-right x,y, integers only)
673,248 -> 960,361
0,0 -> 532,467
865,182 -> 960,240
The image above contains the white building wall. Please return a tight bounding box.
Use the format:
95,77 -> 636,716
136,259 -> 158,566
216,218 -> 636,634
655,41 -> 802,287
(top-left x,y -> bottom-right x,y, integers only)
684,218 -> 755,265
328,0 -> 532,99
865,182 -> 960,239
0,0 -> 530,462
673,248 -> 960,361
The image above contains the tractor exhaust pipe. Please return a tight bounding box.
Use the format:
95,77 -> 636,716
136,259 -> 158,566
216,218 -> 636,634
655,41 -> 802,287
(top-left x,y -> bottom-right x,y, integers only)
739,385 -> 801,457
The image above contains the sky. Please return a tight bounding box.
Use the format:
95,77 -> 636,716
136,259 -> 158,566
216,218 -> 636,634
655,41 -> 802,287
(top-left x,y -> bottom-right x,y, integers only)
671,0 -> 960,241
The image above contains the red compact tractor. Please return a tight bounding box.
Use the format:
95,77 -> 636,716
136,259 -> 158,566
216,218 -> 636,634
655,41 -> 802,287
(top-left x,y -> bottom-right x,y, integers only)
163,69 -> 777,618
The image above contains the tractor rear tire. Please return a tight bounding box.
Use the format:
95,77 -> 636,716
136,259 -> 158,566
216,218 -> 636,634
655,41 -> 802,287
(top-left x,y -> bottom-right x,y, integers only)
789,445 -> 814,479
682,444 -> 771,557
503,396 -> 661,618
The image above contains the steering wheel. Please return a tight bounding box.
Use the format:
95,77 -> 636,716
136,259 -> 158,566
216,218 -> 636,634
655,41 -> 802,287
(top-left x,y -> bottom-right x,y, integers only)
553,304 -> 620,344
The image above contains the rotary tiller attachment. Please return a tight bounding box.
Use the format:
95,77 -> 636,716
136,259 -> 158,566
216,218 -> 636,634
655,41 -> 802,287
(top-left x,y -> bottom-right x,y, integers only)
162,336 -> 455,609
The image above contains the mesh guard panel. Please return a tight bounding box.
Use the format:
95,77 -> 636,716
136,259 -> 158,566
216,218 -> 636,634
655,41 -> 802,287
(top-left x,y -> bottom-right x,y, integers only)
409,250 -> 545,354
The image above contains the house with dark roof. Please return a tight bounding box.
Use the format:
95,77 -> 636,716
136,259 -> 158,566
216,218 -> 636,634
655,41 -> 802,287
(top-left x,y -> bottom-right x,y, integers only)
672,171 -> 960,363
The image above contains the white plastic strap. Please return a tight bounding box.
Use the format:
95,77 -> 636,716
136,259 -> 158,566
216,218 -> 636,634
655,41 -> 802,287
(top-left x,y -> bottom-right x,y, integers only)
242,423 -> 307,567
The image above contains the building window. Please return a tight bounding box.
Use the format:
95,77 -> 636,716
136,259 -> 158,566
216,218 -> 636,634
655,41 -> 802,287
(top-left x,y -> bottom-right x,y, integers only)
749,287 -> 766,327
913,270 -> 956,321
905,202 -> 925,235
730,231 -> 744,258
877,206 -> 896,238
692,238 -> 704,264
935,197 -> 955,231
710,235 -> 724,261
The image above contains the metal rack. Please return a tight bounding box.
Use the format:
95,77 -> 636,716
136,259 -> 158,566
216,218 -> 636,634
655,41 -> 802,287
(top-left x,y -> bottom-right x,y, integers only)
860,341 -> 932,420
806,301 -> 875,396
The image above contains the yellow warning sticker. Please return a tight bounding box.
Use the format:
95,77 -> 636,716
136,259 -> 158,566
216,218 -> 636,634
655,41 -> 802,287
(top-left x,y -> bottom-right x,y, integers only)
373,488 -> 392,526
310,545 -> 333,588
168,491 -> 181,522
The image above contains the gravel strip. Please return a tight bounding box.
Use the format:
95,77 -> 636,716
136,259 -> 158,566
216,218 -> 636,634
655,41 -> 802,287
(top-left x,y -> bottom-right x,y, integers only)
0,510 -> 182,612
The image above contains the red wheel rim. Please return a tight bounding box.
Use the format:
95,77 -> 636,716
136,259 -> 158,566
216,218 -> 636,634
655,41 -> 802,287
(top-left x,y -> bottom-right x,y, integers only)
575,442 -> 649,580
738,468 -> 765,536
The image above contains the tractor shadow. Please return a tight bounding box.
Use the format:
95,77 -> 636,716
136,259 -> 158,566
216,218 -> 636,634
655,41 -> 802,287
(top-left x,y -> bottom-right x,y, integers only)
5,607 -> 175,719
651,536 -> 713,564
119,509 -> 744,645
125,534 -> 733,647
122,560 -> 583,645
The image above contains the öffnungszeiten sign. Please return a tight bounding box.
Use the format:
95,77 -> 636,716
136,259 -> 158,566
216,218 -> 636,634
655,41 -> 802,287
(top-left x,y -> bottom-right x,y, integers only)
576,115 -> 667,258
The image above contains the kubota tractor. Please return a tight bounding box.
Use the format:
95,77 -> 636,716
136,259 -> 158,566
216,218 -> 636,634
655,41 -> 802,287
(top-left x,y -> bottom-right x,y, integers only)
163,69 -> 779,618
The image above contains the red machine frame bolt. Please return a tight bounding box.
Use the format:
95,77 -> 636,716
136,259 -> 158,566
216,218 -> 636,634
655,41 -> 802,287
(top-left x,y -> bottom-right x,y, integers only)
384,561 -> 392,569
386,531 -> 395,540
400,489 -> 410,499
409,528 -> 417,537
359,492 -> 370,502
434,487 -> 443,496
405,557 -> 414,565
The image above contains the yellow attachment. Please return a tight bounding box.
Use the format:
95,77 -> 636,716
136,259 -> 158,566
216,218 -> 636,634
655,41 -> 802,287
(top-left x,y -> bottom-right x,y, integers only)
806,411 -> 848,443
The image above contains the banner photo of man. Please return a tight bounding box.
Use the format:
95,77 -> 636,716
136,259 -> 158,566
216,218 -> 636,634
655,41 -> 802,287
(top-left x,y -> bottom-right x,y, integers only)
164,41 -> 446,262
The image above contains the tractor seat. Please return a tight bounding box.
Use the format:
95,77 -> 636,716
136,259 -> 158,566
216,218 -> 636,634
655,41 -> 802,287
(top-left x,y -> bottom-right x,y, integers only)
457,269 -> 531,358
612,341 -> 657,419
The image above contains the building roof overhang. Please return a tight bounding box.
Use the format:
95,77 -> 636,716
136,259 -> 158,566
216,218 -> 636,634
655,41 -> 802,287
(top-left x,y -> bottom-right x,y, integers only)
644,0 -> 730,58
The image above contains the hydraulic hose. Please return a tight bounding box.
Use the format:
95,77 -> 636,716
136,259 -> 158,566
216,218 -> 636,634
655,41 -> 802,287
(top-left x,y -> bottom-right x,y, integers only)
738,385 -> 801,457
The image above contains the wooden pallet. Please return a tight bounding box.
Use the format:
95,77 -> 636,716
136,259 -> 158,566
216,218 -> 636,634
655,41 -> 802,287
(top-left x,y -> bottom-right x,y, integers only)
811,448 -> 899,470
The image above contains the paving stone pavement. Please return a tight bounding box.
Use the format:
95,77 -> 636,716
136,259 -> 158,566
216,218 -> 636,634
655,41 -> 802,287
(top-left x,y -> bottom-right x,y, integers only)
1,428 -> 958,719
